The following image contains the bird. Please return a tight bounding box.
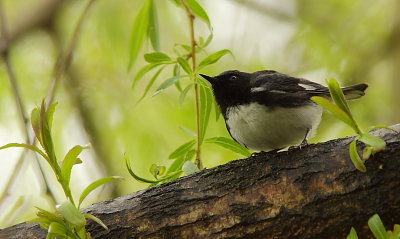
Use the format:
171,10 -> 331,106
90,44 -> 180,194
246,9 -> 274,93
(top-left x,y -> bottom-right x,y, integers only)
199,70 -> 368,152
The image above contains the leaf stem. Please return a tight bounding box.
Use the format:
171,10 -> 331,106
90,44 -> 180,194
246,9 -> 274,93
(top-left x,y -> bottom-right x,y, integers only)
181,0 -> 202,169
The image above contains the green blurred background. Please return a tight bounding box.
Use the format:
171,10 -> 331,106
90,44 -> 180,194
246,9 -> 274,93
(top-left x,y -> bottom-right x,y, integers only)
0,0 -> 399,227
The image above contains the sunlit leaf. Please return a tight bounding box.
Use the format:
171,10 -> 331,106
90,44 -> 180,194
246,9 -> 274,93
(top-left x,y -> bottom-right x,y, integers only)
198,49 -> 232,70
147,0 -> 160,51
368,214 -> 388,239
128,0 -> 151,70
78,176 -> 123,208
132,63 -> 162,89
138,66 -> 166,102
182,161 -> 199,175
311,96 -> 358,132
358,133 -> 386,153
346,227 -> 358,239
198,80 -> 213,144
169,140 -> 196,159
0,143 -> 50,163
178,84 -> 193,106
56,201 -> 86,227
177,57 -> 192,74
61,145 -> 89,187
125,154 -> 160,183
153,75 -> 188,96
84,213 -> 109,231
183,0 -> 211,29
144,52 -> 171,63
349,139 -> 366,172
205,137 -> 251,157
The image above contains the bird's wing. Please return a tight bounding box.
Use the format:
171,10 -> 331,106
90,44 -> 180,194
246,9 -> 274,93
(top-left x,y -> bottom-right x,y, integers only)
249,71 -> 329,107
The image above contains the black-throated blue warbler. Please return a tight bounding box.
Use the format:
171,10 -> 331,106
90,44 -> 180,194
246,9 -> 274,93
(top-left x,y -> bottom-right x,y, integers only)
200,70 -> 368,152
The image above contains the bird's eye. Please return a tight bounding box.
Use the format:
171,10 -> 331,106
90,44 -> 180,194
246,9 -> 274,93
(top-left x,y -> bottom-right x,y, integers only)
230,75 -> 237,80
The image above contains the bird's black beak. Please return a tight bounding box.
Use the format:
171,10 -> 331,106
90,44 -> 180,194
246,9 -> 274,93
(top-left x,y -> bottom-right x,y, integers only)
199,74 -> 215,84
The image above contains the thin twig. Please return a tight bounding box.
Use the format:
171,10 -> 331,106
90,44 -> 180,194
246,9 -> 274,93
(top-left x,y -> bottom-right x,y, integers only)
180,0 -> 202,169
46,0 -> 98,105
0,0 -> 57,207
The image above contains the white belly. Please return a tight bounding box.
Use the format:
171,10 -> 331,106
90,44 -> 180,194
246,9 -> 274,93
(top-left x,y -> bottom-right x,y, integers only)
225,103 -> 322,151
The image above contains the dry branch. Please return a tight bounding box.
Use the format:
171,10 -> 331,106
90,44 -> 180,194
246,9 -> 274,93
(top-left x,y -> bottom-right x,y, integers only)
1,124 -> 400,239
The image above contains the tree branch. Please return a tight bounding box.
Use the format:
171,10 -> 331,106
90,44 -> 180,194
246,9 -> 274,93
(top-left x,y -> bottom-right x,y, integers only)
1,124 -> 400,239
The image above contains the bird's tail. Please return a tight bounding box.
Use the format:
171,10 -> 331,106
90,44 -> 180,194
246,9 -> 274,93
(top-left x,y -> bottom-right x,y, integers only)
342,83 -> 368,100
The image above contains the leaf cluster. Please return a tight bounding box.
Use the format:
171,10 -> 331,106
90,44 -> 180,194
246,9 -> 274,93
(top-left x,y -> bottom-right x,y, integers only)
0,101 -> 122,238
347,214 -> 400,239
311,78 -> 389,172
126,0 -> 248,185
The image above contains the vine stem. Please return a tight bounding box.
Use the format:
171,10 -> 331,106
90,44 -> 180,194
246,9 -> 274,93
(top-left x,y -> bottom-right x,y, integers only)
181,0 -> 202,169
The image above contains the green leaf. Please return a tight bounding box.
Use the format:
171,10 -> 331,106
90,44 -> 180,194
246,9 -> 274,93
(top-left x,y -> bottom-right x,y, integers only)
179,83 -> 193,106
128,0 -> 151,70
125,154 -> 161,183
150,164 -> 166,178
144,52 -> 171,63
205,137 -> 251,157
326,78 -> 361,133
40,100 -> 57,165
0,143 -> 50,163
31,107 -> 42,144
177,57 -> 192,74
366,125 -> 394,133
311,96 -> 358,132
84,213 -> 109,231
392,225 -> 400,239
47,222 -> 68,239
147,0 -> 160,51
56,201 -> 86,227
198,81 -> 213,144
168,140 -> 196,159
346,227 -> 358,239
368,214 -> 388,239
197,49 -> 232,70
138,66 -> 166,102
35,207 -> 64,224
132,63 -> 162,89
349,139 -> 366,172
46,102 -> 58,130
61,145 -> 89,187
183,0 -> 211,29
182,161 -> 199,175
153,75 -> 188,96
362,146 -> 373,160
358,133 -> 386,153
79,176 -> 123,208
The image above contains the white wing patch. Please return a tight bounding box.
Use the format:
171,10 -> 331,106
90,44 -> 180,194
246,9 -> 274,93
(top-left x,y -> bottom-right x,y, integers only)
299,83 -> 317,90
250,87 -> 267,93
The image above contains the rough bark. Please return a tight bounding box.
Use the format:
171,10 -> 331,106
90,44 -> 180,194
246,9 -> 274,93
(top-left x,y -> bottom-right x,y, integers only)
1,125 -> 400,239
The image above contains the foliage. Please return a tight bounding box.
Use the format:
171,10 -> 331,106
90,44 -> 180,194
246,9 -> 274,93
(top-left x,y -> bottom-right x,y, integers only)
347,214 -> 400,239
127,0 -> 249,185
0,101 -> 122,238
311,78 -> 389,172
